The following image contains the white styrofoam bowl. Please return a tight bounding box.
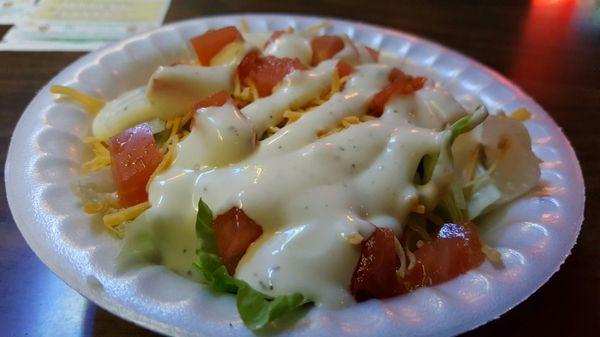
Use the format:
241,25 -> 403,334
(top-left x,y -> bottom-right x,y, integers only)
5,14 -> 584,337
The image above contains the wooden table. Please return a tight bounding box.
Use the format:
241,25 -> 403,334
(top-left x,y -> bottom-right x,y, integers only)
1,0 -> 598,335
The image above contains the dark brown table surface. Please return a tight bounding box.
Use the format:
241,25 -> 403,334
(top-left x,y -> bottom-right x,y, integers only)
1,0 -> 598,336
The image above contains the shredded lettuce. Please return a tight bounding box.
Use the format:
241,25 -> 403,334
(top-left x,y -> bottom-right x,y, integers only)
192,199 -> 310,330
153,128 -> 171,144
420,106 -> 489,223
466,179 -> 502,219
452,109 -> 540,220
448,105 -> 488,147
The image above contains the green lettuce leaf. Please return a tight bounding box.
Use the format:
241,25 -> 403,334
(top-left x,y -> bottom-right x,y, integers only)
192,199 -> 310,330
195,197 -> 217,255
194,251 -> 239,293
237,282 -> 307,331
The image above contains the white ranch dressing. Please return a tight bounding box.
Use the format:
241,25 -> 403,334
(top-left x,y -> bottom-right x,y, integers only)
92,64 -> 234,139
146,64 -> 234,119
120,57 -> 467,307
334,35 -> 361,65
242,60 -> 337,135
210,41 -> 257,66
264,33 -> 312,66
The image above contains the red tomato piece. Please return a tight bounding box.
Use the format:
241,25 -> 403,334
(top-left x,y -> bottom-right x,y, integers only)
215,207 -> 263,275
336,60 -> 355,78
365,46 -> 379,61
238,52 -> 259,80
368,68 -> 426,117
400,222 -> 485,291
350,228 -> 402,302
264,30 -> 286,49
237,51 -> 259,80
311,35 -> 345,65
192,91 -> 230,111
109,123 -> 163,207
237,52 -> 307,97
190,26 -> 244,66
388,68 -> 406,82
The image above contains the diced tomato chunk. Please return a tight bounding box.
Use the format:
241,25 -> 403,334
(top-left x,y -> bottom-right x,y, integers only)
388,68 -> 405,82
365,46 -> 379,61
190,26 -> 244,66
400,222 -> 485,292
237,51 -> 259,80
237,52 -> 306,97
192,91 -> 230,111
368,68 -> 426,117
215,207 -> 263,275
311,35 -> 345,65
336,60 -> 355,78
350,228 -> 402,302
264,30 -> 286,49
350,222 -> 485,302
109,123 -> 162,207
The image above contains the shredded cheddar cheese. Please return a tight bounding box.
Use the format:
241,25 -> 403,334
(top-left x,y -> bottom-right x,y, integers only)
147,134 -> 179,191
82,137 -> 111,172
412,204 -> 426,214
509,107 -> 532,122
232,75 -> 254,108
50,85 -> 106,115
277,70 -> 355,135
239,19 -> 250,33
103,201 -> 151,228
346,232 -> 364,245
482,244 -> 502,265
165,109 -> 194,139
282,109 -> 305,124
82,194 -> 119,214
83,202 -> 105,214
246,78 -> 260,102
265,126 -> 280,137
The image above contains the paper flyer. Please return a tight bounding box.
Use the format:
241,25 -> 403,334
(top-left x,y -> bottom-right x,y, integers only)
0,0 -> 171,51
0,0 -> 36,24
